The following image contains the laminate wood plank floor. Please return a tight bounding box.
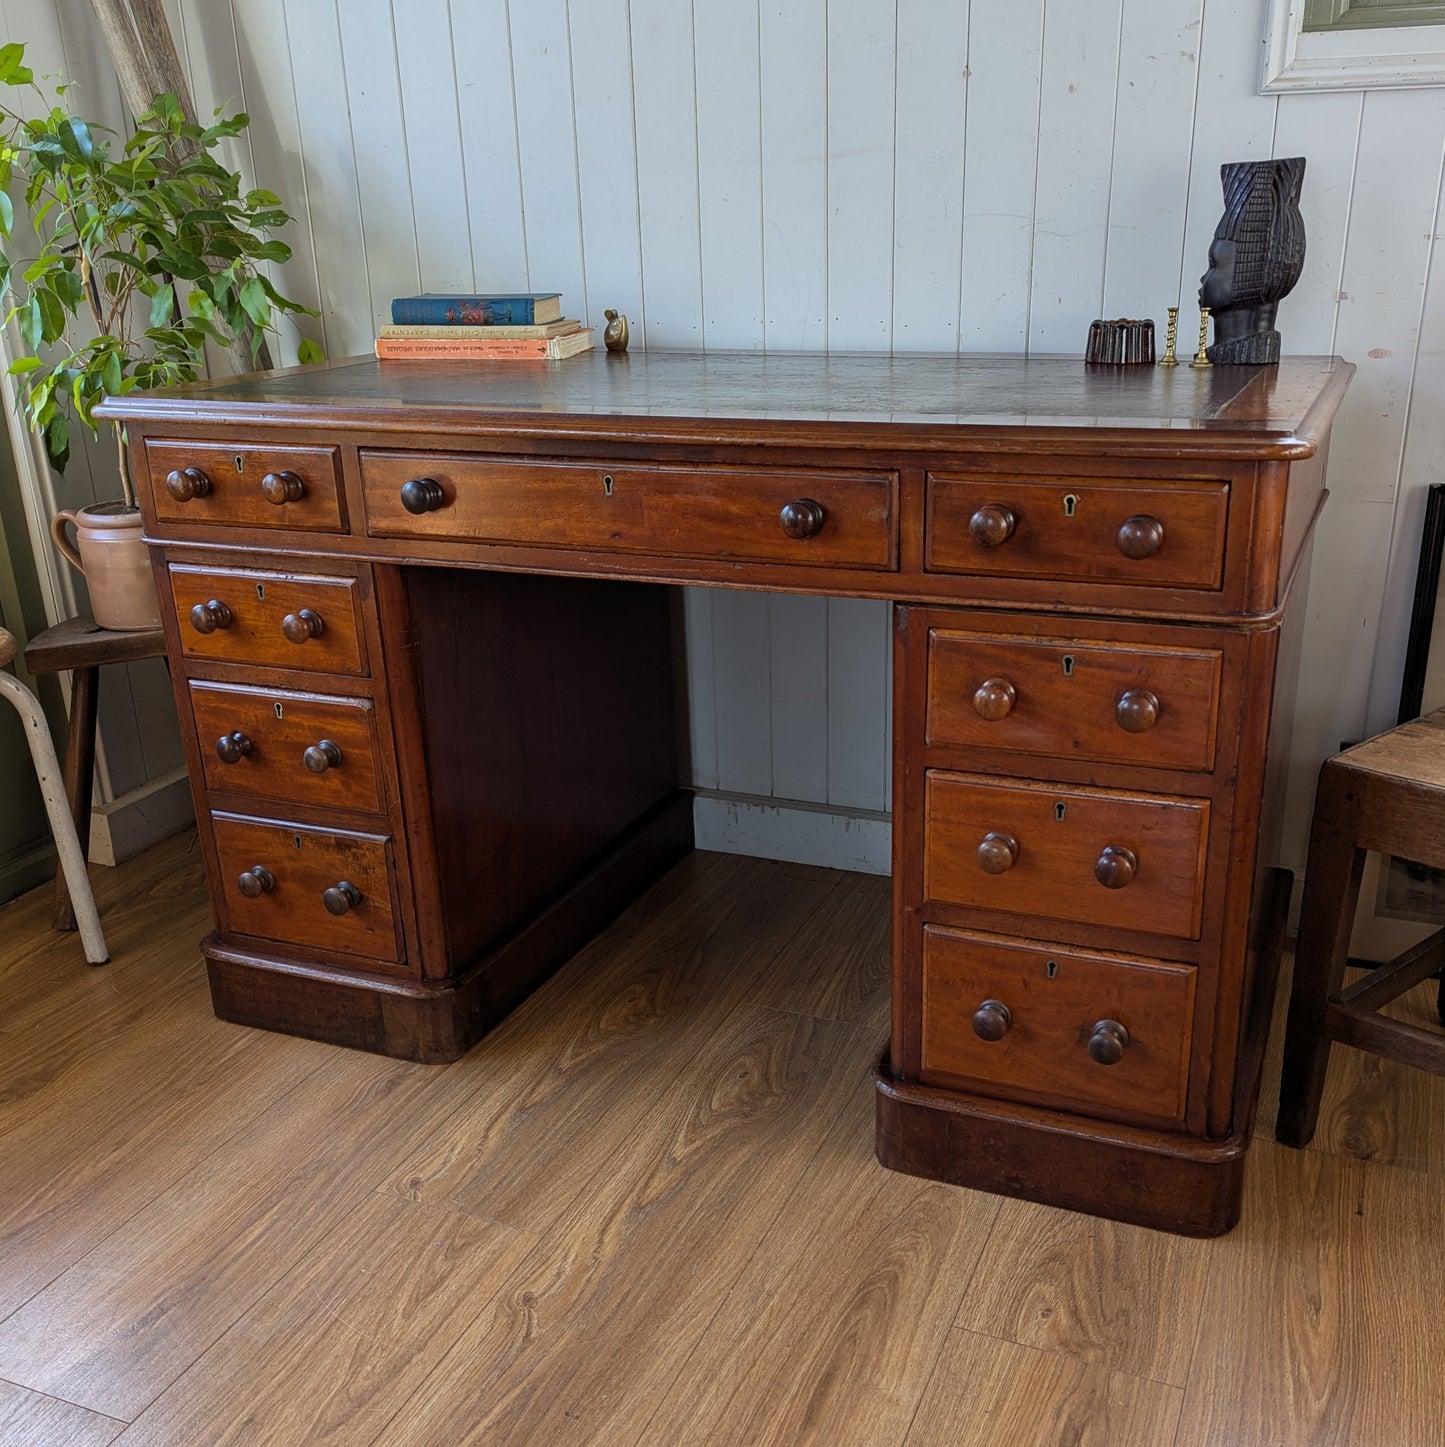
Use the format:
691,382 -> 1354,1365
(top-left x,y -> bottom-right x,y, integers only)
1,835 -> 1442,1445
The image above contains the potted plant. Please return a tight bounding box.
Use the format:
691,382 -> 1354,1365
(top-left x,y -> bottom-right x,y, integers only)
0,42 -> 319,629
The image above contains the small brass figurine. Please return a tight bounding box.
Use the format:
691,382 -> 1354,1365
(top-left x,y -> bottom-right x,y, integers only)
1199,157 -> 1306,365
1158,306 -> 1179,367
603,309 -> 629,353
1190,307 -> 1213,369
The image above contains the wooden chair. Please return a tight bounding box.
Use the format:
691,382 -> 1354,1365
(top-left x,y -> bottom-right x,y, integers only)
0,626 -> 108,963
1276,705 -> 1445,1147
23,614 -> 167,930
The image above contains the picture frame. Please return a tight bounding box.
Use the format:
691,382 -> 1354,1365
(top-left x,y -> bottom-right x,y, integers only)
1262,0 -> 1445,91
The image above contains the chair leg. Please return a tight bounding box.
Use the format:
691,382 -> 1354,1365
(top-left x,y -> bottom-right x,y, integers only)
0,671 -> 108,964
51,663 -> 97,931
1276,764 -> 1363,1148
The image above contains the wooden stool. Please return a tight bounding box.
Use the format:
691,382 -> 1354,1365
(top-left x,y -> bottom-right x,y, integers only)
0,627 -> 108,963
23,615 -> 167,931
1276,706 -> 1445,1148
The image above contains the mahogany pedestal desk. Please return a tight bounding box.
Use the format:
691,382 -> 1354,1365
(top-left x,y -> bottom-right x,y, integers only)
101,352 -> 1352,1237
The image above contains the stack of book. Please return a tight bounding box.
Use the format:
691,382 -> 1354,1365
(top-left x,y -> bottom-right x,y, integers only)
375,292 -> 595,361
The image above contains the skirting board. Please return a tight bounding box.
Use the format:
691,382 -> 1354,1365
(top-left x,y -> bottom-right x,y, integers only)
691,790 -> 891,875
88,765 -> 194,865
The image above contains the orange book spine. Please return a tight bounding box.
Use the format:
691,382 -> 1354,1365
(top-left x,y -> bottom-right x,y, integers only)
374,332 -> 592,360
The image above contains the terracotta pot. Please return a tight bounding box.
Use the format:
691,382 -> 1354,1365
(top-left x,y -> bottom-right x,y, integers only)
49,502 -> 160,631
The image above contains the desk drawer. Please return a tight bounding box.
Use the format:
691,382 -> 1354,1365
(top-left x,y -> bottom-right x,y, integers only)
146,440 -> 344,532
926,626 -> 1223,771
360,452 -> 896,569
190,681 -> 384,815
920,925 -> 1195,1120
924,771 -> 1209,941
168,564 -> 367,676
925,474 -> 1228,588
213,814 -> 401,964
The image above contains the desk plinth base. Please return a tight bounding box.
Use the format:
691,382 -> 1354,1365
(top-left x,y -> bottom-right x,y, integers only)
876,867 -> 1292,1237
204,790 -> 694,1063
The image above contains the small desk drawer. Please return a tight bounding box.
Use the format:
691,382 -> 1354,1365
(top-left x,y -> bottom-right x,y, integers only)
926,627 -> 1223,772
925,474 -> 1228,588
146,440 -> 344,532
213,814 -> 401,964
190,681 -> 384,815
924,771 -> 1209,941
360,452 -> 897,570
920,925 -> 1195,1120
168,565 -> 367,676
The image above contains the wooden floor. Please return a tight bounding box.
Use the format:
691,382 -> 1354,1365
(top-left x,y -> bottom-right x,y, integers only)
1,835 -> 1442,1445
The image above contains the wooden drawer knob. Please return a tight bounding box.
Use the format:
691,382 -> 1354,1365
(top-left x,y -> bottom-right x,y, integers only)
1116,515 -> 1164,559
303,739 -> 342,774
779,498 -> 826,540
237,864 -> 275,898
977,830 -> 1019,874
323,880 -> 362,916
165,466 -> 211,501
400,477 -> 447,514
190,598 -> 233,634
972,998 -> 1012,1041
1094,844 -> 1138,889
1115,687 -> 1159,733
972,677 -> 1017,721
281,608 -> 325,644
261,470 -> 306,504
215,731 -> 253,764
1087,1019 -> 1129,1065
969,503 -> 1016,547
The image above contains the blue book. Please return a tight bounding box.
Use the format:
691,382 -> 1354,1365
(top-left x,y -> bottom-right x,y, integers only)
390,293 -> 563,326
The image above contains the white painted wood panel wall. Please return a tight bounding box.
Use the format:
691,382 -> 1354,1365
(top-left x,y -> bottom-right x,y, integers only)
4,0 -> 1441,883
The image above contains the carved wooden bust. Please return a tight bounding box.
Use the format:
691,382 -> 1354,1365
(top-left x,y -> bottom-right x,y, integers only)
1200,157 -> 1306,366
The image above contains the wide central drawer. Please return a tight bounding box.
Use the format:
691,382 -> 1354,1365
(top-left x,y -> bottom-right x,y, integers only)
924,771 -> 1210,941
359,452 -> 897,569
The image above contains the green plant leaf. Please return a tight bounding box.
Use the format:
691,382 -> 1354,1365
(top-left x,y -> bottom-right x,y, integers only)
296,337 -> 324,366
56,117 -> 94,161
149,283 -> 174,327
100,348 -> 123,394
7,354 -> 42,374
18,294 -> 40,349
0,42 -> 23,82
238,275 -> 268,326
51,266 -> 85,310
45,409 -> 68,471
0,190 -> 11,238
36,286 -> 65,343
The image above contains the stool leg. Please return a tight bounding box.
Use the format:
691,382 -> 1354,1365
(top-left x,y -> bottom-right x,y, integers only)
0,671 -> 108,964
51,664 -> 98,931
1277,764 -> 1363,1148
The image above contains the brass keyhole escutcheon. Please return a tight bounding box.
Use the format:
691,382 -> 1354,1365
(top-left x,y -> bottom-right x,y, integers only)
1054,801 -> 1067,822
1061,654 -> 1075,677
274,702 -> 285,720
234,454 -> 244,473
1063,493 -> 1078,517
1045,960 -> 1059,979
603,473 -> 615,496
256,583 -> 266,601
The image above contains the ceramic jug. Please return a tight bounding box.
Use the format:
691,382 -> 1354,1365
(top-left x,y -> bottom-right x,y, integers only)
50,502 -> 160,631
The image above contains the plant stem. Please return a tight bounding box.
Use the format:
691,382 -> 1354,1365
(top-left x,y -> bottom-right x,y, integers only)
112,420 -> 134,509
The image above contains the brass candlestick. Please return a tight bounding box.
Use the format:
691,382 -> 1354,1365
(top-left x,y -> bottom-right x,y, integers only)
1158,306 -> 1179,367
1190,307 -> 1212,368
